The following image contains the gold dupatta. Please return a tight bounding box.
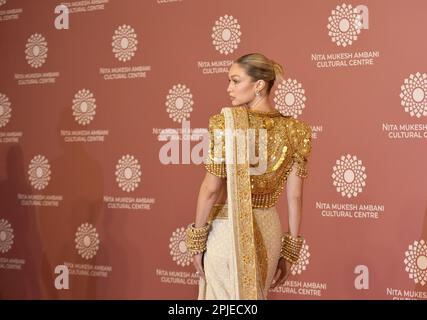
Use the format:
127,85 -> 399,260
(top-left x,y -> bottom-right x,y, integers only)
222,106 -> 259,300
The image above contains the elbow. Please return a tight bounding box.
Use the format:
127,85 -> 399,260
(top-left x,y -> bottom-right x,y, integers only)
203,185 -> 220,200
201,179 -> 222,200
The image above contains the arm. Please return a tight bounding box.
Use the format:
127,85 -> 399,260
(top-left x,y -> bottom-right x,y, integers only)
271,163 -> 304,288
285,119 -> 310,237
191,171 -> 225,279
195,172 -> 225,227
272,119 -> 311,288
189,113 -> 227,279
286,164 -> 304,237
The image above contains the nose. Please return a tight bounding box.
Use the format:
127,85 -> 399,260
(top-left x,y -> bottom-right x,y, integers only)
227,82 -> 232,93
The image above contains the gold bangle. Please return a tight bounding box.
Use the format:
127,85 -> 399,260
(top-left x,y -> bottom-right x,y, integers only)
185,223 -> 210,256
281,232 -> 304,263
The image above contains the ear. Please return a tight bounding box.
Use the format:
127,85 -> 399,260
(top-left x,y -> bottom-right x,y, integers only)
256,80 -> 265,90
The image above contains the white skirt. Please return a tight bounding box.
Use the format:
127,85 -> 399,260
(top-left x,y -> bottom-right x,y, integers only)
198,204 -> 282,300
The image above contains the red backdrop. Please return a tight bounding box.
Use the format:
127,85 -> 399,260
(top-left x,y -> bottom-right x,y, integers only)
0,0 -> 426,299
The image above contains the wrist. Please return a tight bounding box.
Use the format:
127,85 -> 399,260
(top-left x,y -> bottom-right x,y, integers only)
185,222 -> 211,256
280,232 -> 304,264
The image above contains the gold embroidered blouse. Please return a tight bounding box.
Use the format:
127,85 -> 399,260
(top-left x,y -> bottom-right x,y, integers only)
204,108 -> 312,208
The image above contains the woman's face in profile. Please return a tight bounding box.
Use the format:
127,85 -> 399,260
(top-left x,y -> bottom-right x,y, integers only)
227,63 -> 256,106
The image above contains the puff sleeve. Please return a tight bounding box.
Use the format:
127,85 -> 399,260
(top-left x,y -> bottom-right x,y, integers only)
204,113 -> 227,178
289,119 -> 312,178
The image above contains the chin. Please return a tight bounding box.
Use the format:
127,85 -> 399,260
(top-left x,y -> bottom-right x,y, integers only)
231,99 -> 243,106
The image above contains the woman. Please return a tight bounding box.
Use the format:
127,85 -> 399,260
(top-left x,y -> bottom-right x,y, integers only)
186,53 -> 312,300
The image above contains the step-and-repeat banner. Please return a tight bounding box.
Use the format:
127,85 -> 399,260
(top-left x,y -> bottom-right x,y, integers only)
0,0 -> 426,299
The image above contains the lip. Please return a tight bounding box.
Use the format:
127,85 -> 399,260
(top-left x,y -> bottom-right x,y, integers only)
229,96 -> 235,100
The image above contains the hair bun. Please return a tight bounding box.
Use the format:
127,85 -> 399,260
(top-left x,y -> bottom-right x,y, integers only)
270,60 -> 284,82
235,53 -> 284,94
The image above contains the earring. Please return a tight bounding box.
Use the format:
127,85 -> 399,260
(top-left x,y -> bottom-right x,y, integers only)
255,90 -> 260,97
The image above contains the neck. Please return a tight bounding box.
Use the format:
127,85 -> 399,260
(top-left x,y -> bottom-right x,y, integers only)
246,96 -> 275,112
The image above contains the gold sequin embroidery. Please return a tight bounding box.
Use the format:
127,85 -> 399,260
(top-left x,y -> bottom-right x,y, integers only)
205,109 -> 312,208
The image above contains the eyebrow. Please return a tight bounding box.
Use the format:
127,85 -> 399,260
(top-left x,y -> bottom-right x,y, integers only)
229,74 -> 240,78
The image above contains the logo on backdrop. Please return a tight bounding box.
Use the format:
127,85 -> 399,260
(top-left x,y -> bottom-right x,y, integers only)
332,154 -> 367,198
327,3 -> 363,47
0,93 -> 22,143
112,24 -> 138,62
290,239 -> 310,276
63,223 -> 111,278
0,219 -> 26,271
381,72 -> 427,140
28,155 -> 51,190
104,154 -> 154,210
25,34 -> 48,68
154,226 -> 198,286
274,79 -> 307,118
75,223 -> 100,260
273,78 -> 323,140
156,83 -> 209,166
312,4 -> 379,69
404,239 -> 427,286
400,72 -> 427,118
0,218 -> 14,253
169,227 -> 192,267
166,84 -> 194,123
197,14 -> 240,74
115,154 -> 142,192
18,156 -> 63,207
316,154 -> 384,220
61,88 -> 108,143
0,1 -> 6,7
72,89 -> 96,125
100,24 -> 150,80
386,240 -> 427,299
211,14 -> 241,55
16,33 -> 59,85
0,93 -> 11,128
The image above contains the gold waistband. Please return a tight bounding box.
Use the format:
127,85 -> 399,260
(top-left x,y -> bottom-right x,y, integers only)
208,202 -> 276,222
208,203 -> 228,222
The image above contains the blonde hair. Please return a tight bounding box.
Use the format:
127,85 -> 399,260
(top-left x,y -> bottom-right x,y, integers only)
235,53 -> 284,94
